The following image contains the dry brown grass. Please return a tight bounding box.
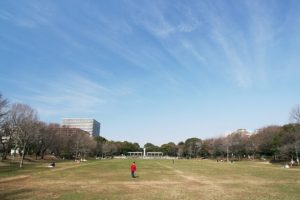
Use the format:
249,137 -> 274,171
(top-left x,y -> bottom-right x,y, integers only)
0,159 -> 299,200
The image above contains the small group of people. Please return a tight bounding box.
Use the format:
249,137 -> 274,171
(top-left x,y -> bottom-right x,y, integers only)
285,159 -> 299,168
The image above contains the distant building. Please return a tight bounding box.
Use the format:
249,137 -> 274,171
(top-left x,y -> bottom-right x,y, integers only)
222,128 -> 252,138
58,127 -> 90,137
231,128 -> 252,137
61,118 -> 100,137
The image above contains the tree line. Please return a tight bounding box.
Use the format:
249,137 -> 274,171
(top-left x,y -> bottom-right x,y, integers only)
0,93 -> 299,167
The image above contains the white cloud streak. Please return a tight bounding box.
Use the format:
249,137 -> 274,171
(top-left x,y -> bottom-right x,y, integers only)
12,73 -> 117,119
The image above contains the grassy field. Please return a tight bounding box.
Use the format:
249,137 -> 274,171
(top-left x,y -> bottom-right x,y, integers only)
0,159 -> 299,200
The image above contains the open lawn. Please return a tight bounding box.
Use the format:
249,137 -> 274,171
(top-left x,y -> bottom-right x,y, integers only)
0,159 -> 299,200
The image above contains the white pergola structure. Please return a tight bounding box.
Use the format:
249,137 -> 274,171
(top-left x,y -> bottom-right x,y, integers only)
128,152 -> 143,157
146,152 -> 163,157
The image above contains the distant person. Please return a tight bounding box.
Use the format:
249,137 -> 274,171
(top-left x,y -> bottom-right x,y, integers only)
48,162 -> 55,168
290,159 -> 295,167
130,161 -> 137,178
284,163 -> 290,168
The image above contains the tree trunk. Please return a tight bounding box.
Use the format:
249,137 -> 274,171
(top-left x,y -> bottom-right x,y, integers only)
3,152 -> 7,161
41,149 -> 47,159
20,143 -> 27,168
1,144 -> 6,161
295,145 -> 299,165
226,146 -> 229,162
1,150 -> 7,161
75,141 -> 79,160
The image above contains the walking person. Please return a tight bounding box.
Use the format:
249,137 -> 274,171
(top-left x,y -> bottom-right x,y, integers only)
130,161 -> 137,178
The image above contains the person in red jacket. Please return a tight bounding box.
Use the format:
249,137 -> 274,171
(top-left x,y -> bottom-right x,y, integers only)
130,161 -> 137,178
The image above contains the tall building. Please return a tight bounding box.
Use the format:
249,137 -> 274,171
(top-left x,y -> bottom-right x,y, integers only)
61,118 -> 100,137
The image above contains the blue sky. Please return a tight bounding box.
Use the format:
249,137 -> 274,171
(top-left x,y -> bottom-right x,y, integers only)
1,0 -> 300,146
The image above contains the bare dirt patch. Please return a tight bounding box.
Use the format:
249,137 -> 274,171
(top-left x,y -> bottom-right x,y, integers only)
0,175 -> 31,183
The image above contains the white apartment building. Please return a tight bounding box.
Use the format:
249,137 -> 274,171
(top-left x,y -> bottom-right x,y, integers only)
61,118 -> 100,137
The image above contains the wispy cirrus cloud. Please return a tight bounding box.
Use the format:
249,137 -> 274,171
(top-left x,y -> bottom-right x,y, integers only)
123,0 -> 298,88
127,1 -> 200,38
19,76 -> 105,115
11,72 -> 134,120
190,1 -> 278,88
0,1 -> 54,28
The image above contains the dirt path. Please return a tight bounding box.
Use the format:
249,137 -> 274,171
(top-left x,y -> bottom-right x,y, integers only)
48,162 -> 92,172
0,175 -> 31,183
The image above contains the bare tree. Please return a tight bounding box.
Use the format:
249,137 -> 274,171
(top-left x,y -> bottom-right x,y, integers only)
80,135 -> 96,159
177,142 -> 184,157
0,93 -> 8,120
102,141 -> 117,157
0,94 -> 10,160
93,136 -> 107,157
290,105 -> 300,124
246,134 -> 260,159
72,130 -> 91,160
55,127 -> 94,159
10,103 -> 38,168
227,132 -> 249,160
33,123 -> 59,159
0,120 -> 15,161
50,128 -> 67,158
184,138 -> 202,158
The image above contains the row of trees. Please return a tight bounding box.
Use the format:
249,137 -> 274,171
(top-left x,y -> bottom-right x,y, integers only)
87,123 -> 300,164
1,92 -> 300,167
95,106 -> 300,163
0,94 -> 92,167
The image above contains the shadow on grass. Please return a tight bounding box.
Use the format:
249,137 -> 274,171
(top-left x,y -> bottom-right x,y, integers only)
0,188 -> 33,200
